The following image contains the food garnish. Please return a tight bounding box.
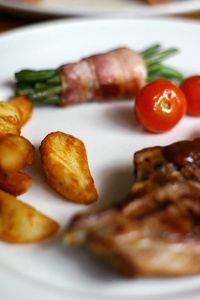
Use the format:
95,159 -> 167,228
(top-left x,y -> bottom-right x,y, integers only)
15,44 -> 183,106
135,79 -> 187,133
181,75 -> 200,116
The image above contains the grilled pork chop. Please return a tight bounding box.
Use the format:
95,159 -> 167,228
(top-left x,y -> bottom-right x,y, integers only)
64,139 -> 200,277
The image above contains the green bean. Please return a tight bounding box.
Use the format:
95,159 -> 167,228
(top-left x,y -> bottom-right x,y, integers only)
29,95 -> 61,105
47,74 -> 61,84
29,85 -> 61,100
16,82 -> 34,96
144,48 -> 179,66
152,65 -> 184,81
146,62 -> 161,73
15,70 -> 58,82
140,44 -> 160,59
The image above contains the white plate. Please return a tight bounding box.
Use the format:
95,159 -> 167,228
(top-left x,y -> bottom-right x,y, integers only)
1,18 -> 200,300
0,0 -> 200,18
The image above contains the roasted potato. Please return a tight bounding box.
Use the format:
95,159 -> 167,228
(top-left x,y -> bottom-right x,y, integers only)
0,101 -> 22,135
0,171 -> 33,196
8,96 -> 33,126
0,134 -> 35,174
0,189 -> 59,243
40,131 -> 98,204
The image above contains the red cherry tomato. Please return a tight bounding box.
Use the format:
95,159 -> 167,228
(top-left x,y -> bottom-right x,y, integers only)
135,79 -> 187,133
180,75 -> 200,116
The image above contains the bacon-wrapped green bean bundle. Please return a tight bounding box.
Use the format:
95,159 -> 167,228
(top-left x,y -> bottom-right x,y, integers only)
15,44 -> 184,106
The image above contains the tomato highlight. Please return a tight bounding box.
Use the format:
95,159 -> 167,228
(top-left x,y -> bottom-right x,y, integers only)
135,79 -> 187,133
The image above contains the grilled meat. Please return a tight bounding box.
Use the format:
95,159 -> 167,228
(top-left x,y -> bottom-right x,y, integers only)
64,138 -> 200,277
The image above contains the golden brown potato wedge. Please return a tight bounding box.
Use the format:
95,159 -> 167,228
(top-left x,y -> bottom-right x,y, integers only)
0,134 -> 35,174
40,131 -> 98,204
0,189 -> 59,243
0,101 -> 22,135
8,96 -> 33,127
0,171 -> 33,196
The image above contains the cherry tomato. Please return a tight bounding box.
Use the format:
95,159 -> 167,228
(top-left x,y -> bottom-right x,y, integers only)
135,79 -> 187,133
180,75 -> 200,116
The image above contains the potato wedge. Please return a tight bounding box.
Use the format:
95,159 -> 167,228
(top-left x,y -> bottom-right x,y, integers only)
0,171 -> 33,196
0,189 -> 59,243
0,101 -> 21,135
8,96 -> 33,127
40,131 -> 98,204
0,134 -> 35,174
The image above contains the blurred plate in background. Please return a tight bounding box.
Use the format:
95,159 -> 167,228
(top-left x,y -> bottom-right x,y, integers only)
0,0 -> 200,18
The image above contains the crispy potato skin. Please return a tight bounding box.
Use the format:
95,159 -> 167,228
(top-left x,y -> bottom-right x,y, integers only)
40,131 -> 98,204
0,100 -> 60,244
0,101 -> 21,135
0,189 -> 59,243
8,96 -> 33,127
0,100 -> 34,196
0,134 -> 35,174
0,171 -> 33,196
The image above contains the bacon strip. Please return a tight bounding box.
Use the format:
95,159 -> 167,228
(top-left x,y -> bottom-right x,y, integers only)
58,48 -> 147,107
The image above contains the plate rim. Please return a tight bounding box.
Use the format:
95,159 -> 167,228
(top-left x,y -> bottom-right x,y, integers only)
1,16 -> 200,300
